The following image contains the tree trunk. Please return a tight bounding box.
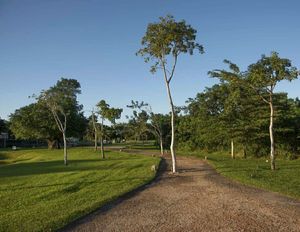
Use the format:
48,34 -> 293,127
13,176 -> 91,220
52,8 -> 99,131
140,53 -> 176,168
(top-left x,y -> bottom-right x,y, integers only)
243,145 -> 247,159
56,139 -> 61,149
63,132 -> 68,166
47,139 -> 56,149
92,111 -> 98,151
159,135 -> 164,156
101,117 -> 105,159
269,101 -> 275,170
231,139 -> 235,159
94,132 -> 98,151
165,81 -> 176,173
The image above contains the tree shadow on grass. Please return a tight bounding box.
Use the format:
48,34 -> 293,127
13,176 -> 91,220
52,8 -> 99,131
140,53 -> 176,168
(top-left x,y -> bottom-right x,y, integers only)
0,152 -> 18,164
0,157 -> 143,178
214,163 -> 300,174
60,158 -> 165,232
275,163 -> 300,170
0,176 -> 150,192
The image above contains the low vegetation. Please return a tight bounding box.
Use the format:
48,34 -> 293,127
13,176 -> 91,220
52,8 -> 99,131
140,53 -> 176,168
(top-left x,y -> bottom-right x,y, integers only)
0,147 -> 160,231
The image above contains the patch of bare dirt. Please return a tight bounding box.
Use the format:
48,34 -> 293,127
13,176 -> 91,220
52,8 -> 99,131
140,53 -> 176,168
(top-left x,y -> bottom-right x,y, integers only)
63,152 -> 300,232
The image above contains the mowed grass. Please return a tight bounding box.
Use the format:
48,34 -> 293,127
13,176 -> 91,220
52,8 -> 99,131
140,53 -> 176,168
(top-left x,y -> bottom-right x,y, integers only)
181,151 -> 300,200
0,147 -> 160,231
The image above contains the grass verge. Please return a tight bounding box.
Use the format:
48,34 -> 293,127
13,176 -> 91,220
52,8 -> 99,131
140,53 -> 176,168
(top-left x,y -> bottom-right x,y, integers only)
0,147 -> 160,231
179,150 -> 300,200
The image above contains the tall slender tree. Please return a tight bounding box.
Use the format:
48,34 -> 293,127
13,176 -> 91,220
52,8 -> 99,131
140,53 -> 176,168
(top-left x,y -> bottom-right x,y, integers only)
38,78 -> 82,165
96,100 -> 122,159
91,109 -> 99,151
127,101 -> 149,142
210,53 -> 298,169
209,60 -> 245,158
137,15 -> 203,173
127,101 -> 170,155
148,112 -> 171,156
247,52 -> 298,170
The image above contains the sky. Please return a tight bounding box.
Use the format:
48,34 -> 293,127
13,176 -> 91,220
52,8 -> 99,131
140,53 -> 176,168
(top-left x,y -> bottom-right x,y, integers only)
1,0 -> 300,121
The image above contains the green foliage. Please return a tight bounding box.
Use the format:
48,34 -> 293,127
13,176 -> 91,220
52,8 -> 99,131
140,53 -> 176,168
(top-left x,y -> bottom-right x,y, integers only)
96,99 -> 123,145
137,15 -> 203,74
9,79 -> 87,148
109,123 -> 128,142
97,100 -> 123,124
0,118 -> 9,133
126,100 -> 150,140
0,148 -> 160,231
9,103 -> 60,141
126,101 -> 171,147
149,113 -> 171,149
38,78 -> 83,133
248,52 -> 298,93
177,82 -> 300,155
137,15 -> 204,172
184,52 -> 300,158
84,115 -> 101,142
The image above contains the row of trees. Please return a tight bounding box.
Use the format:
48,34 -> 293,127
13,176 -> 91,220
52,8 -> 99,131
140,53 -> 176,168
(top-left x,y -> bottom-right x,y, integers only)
126,100 -> 171,155
6,71 -> 299,170
178,83 -> 300,156
209,53 -> 298,170
175,53 -> 299,170
7,66 -> 299,170
136,15 -> 299,171
7,78 -> 172,165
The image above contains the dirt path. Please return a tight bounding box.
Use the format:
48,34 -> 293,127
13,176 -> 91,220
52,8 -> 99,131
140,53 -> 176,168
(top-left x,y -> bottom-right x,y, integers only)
64,153 -> 300,232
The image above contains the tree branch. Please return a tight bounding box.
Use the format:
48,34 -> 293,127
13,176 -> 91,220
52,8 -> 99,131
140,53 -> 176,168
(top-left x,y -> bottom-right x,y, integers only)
52,110 -> 64,133
168,54 -> 178,83
161,58 -> 169,85
247,82 -> 270,104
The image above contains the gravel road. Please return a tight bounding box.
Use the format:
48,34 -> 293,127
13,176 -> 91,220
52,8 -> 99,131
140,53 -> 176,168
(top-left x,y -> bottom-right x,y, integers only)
63,154 -> 300,232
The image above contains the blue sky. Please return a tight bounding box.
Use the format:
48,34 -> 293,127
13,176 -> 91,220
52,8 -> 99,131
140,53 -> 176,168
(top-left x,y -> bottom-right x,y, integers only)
1,0 -> 300,121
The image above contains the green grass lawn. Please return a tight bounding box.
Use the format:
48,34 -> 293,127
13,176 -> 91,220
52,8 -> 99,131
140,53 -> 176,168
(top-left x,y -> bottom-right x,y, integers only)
0,147 -> 160,231
181,151 -> 300,200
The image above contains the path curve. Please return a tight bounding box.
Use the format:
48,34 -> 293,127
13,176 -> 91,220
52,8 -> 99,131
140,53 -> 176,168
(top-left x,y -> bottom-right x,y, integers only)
63,153 -> 300,232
